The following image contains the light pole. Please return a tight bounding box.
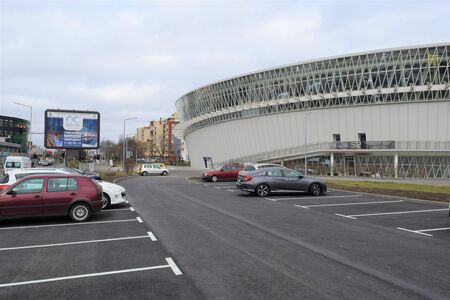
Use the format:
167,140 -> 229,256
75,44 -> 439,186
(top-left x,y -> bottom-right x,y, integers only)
123,117 -> 137,172
13,102 -> 32,155
304,111 -> 311,176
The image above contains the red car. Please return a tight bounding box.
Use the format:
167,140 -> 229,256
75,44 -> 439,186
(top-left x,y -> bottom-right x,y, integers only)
0,174 -> 103,222
202,163 -> 243,182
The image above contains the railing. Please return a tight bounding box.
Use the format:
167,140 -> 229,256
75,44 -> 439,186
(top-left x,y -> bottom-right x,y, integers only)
213,140 -> 450,168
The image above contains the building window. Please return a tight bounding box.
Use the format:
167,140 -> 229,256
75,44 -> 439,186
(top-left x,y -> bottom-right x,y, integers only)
358,133 -> 367,149
333,134 -> 341,142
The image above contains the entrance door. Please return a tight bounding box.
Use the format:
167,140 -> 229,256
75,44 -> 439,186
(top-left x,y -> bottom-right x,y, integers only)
345,157 -> 355,176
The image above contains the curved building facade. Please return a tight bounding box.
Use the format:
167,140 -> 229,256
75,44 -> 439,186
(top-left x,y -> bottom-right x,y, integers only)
176,44 -> 450,178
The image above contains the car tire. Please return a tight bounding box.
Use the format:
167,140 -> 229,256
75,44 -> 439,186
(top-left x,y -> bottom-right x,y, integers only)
162,171 -> 168,176
69,203 -> 91,222
255,184 -> 270,197
211,175 -> 218,182
309,183 -> 322,196
102,193 -> 111,209
141,171 -> 148,176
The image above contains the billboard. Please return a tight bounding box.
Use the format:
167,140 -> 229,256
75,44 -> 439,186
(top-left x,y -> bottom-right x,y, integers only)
45,110 -> 100,149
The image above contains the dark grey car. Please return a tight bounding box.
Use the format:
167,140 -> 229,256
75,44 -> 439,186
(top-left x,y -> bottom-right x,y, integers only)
236,167 -> 327,197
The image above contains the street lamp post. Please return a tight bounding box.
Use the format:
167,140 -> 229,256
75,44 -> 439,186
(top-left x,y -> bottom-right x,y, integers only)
304,111 -> 311,176
123,117 -> 137,172
13,102 -> 32,155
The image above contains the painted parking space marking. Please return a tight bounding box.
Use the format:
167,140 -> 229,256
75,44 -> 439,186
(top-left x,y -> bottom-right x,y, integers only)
397,226 -> 450,237
419,227 -> 450,233
0,260 -> 179,287
165,257 -> 183,275
125,200 -> 129,204
295,200 -> 403,209
335,213 -> 357,220
147,231 -> 158,241
104,208 -> 132,212
130,207 -> 135,212
336,208 -> 447,219
136,217 -> 144,223
227,189 -> 239,192
0,219 -> 139,230
0,235 -> 153,251
266,194 -> 362,201
397,227 -> 433,237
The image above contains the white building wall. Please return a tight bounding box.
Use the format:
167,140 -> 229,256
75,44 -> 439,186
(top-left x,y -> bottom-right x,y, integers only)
186,101 -> 450,168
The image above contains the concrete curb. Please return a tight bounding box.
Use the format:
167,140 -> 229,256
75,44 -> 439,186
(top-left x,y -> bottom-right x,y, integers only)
329,188 -> 449,206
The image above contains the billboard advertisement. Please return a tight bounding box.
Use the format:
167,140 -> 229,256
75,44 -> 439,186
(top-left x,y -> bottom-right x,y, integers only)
45,110 -> 100,149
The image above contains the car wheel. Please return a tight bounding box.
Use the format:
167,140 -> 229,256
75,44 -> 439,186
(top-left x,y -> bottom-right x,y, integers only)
309,183 -> 322,196
162,171 -> 168,176
211,175 -> 218,182
255,184 -> 270,197
102,193 -> 111,209
69,203 -> 91,222
141,171 -> 148,176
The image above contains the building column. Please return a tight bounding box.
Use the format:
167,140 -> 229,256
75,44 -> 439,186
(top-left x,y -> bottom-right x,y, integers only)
280,159 -> 284,166
330,152 -> 334,176
394,153 -> 398,179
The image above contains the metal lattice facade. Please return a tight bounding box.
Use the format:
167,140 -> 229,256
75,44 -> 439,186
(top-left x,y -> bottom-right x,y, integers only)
176,44 -> 450,177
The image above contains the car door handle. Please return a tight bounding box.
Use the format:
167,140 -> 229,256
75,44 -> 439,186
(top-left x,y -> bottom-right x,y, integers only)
33,195 -> 40,199
70,193 -> 78,196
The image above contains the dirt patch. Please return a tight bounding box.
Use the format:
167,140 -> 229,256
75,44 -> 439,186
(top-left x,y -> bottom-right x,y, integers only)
328,183 -> 450,203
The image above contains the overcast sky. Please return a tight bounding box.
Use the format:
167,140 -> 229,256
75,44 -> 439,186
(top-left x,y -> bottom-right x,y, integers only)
1,0 -> 449,146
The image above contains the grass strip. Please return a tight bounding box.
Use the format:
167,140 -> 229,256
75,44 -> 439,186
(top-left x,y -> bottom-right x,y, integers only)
326,180 -> 450,203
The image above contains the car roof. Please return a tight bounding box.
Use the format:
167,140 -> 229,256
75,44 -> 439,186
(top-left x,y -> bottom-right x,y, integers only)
7,168 -> 71,175
16,174 -> 82,179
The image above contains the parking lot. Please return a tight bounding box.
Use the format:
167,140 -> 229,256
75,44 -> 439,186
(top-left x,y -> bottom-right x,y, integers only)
190,179 -> 450,242
1,173 -> 449,299
0,200 -> 202,299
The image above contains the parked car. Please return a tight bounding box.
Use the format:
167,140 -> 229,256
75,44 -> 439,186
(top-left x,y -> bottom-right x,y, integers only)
236,167 -> 327,197
64,167 -> 101,179
239,162 -> 285,175
202,163 -> 243,182
139,163 -> 169,176
0,168 -> 126,209
0,174 -> 103,222
38,159 -> 54,166
3,156 -> 32,174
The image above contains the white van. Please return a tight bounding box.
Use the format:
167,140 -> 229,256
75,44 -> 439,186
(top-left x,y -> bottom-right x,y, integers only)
3,156 -> 32,174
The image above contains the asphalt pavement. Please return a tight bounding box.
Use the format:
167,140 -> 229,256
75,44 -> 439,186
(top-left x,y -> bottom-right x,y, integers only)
119,171 -> 450,299
0,170 -> 449,299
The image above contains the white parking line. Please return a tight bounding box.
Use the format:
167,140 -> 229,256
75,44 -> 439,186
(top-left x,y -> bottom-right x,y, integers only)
0,263 -> 175,287
295,200 -> 403,209
125,200 -> 129,204
0,235 -> 152,251
130,207 -> 135,212
335,213 -> 357,220
136,217 -> 143,223
103,208 -> 131,212
335,208 -> 448,220
397,227 -> 433,237
0,219 -> 139,230
165,257 -> 183,275
265,198 -> 277,202
419,227 -> 450,233
398,226 -> 450,237
347,208 -> 448,218
266,195 -> 362,201
227,189 -> 238,192
147,231 -> 158,241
